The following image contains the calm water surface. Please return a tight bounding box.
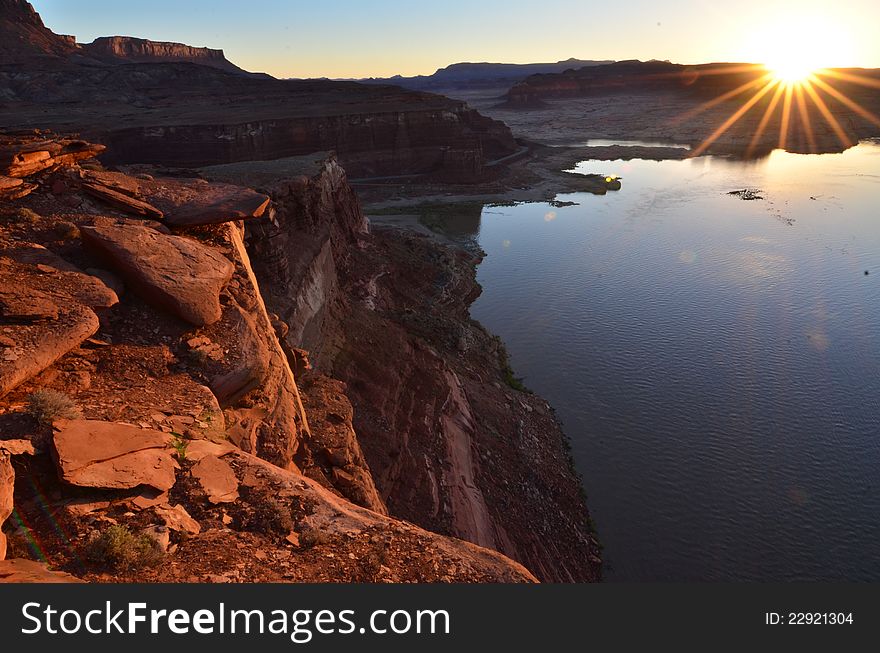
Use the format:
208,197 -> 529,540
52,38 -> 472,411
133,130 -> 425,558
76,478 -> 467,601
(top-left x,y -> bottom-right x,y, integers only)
448,143 -> 880,581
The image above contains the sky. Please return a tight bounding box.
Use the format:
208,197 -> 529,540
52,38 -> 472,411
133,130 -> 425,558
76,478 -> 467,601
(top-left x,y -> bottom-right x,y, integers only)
31,0 -> 880,79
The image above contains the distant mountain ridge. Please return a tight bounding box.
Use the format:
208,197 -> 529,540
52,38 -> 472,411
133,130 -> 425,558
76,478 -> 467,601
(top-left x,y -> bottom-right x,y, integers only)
359,58 -> 614,90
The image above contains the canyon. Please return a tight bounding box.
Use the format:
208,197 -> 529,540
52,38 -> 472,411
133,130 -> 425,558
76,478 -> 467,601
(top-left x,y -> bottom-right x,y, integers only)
0,1 -> 600,583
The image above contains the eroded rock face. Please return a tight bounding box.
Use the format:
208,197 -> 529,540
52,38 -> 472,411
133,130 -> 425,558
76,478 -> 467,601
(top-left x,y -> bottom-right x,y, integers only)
81,223 -> 234,326
240,156 -> 366,355
298,374 -> 386,514
52,420 -> 178,491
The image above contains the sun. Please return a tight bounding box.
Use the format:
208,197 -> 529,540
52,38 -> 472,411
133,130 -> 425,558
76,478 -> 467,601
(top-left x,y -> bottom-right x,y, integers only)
747,15 -> 854,85
765,60 -> 817,84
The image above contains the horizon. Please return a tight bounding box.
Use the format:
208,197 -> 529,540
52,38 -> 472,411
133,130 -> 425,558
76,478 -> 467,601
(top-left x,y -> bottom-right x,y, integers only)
30,0 -> 880,79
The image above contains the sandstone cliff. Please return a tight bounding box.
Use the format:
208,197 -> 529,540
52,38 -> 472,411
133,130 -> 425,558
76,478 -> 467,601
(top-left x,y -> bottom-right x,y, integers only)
0,133 -> 544,582
201,155 -> 601,582
81,36 -> 252,75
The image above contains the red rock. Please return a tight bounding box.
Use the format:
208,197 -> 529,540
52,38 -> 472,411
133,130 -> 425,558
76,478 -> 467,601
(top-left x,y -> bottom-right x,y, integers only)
1,244 -> 120,310
0,303 -> 99,398
191,454 -> 239,503
0,181 -> 36,200
82,182 -> 164,219
0,138 -> 106,178
0,286 -> 59,320
0,175 -> 22,191
153,504 -> 201,535
0,439 -> 35,456
0,559 -> 82,583
52,419 -> 178,492
161,184 -> 270,227
184,439 -> 236,462
80,223 -> 234,326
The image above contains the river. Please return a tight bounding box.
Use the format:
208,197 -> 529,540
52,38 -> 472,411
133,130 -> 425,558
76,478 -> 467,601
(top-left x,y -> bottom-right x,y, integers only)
439,142 -> 880,580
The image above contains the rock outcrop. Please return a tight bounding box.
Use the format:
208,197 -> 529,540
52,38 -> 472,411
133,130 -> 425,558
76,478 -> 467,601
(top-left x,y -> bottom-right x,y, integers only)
81,223 -> 234,326
160,184 -> 270,227
0,244 -> 109,399
0,134 -> 105,182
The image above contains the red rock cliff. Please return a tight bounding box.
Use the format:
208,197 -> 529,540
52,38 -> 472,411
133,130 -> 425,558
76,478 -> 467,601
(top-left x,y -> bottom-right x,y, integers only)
82,36 -> 250,75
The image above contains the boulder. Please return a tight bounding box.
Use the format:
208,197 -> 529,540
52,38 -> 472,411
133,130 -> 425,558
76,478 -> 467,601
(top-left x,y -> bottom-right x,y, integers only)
0,451 -> 12,560
191,454 -> 238,503
0,559 -> 82,583
0,303 -> 99,398
162,184 -> 270,227
1,244 -> 120,310
52,420 -> 178,492
80,223 -> 234,326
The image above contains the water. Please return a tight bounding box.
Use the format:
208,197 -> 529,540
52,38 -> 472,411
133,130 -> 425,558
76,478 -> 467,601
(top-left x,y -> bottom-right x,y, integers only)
439,143 -> 880,581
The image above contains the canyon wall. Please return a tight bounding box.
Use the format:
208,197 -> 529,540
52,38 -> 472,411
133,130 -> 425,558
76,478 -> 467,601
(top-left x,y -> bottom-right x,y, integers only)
220,157 -> 601,582
0,134 -> 540,582
93,107 -> 513,179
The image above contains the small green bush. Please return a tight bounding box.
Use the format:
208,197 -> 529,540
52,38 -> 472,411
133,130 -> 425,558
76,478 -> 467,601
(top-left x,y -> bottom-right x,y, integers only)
85,525 -> 164,570
26,389 -> 81,426
170,433 -> 189,461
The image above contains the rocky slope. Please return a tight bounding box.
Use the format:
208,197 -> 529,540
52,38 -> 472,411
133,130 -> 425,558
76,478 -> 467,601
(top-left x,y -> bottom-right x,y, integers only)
0,132 -> 599,582
0,132 -> 559,582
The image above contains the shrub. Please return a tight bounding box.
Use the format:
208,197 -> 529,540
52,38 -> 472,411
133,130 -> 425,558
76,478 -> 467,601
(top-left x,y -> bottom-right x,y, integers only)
0,207 -> 41,224
298,527 -> 331,550
26,389 -> 81,426
170,433 -> 189,461
85,525 -> 164,570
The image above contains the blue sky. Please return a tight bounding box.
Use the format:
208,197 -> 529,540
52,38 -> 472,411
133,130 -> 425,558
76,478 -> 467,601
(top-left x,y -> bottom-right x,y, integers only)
31,0 -> 880,78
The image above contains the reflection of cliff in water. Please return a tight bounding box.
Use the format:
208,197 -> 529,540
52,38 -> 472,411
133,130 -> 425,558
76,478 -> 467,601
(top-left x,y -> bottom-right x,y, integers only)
418,203 -> 485,241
